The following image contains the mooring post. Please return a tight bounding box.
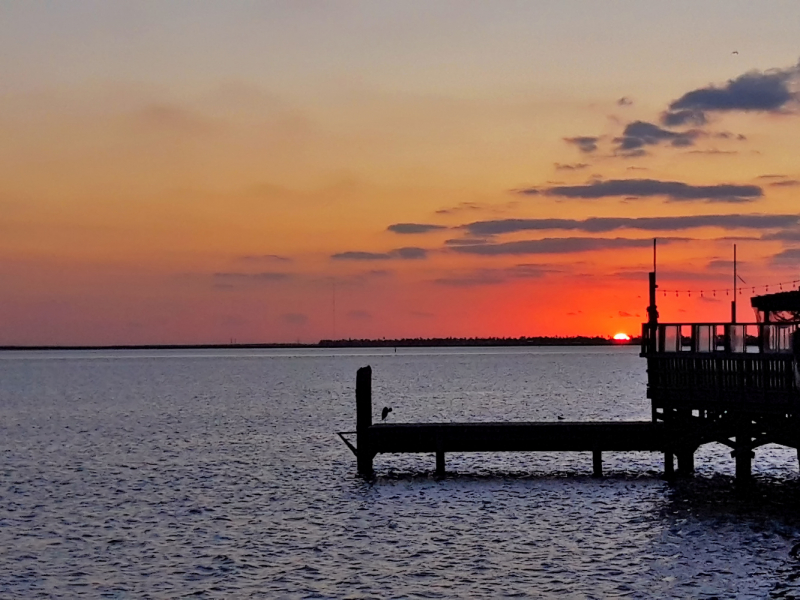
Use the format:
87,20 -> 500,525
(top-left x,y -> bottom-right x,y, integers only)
592,450 -> 603,478
356,366 -> 373,477
733,423 -> 753,483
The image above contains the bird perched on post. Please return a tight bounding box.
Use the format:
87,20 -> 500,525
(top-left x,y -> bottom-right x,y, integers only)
381,406 -> 393,421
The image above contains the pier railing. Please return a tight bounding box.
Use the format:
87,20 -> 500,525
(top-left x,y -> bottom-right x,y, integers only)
641,321 -> 800,407
641,322 -> 799,355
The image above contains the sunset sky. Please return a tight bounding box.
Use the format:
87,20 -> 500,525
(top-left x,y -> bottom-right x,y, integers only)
2,1 -> 800,344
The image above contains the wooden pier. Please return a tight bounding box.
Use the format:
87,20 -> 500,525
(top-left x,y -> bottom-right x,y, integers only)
338,282 -> 800,482
341,366 -> 673,478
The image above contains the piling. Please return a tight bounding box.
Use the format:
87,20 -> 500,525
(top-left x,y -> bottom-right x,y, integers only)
356,365 -> 373,477
592,450 -> 602,478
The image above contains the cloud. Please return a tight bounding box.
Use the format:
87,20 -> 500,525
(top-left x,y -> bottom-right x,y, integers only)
435,201 -> 483,215
461,213 -> 794,236
281,313 -> 307,325
433,263 -> 557,286
347,310 -> 372,319
554,162 -> 589,171
772,248 -> 800,263
528,179 -> 762,203
614,121 -> 700,152
449,237 -> 680,256
762,228 -> 800,242
617,97 -> 633,106
213,271 -> 291,282
618,311 -> 633,317
564,136 -> 599,153
662,63 -> 800,125
134,104 -> 220,135
331,247 -> 428,260
387,223 -> 448,234
238,254 -> 292,263
770,179 -> 800,187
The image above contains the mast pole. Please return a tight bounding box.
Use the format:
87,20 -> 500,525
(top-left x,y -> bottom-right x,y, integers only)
732,244 -> 737,324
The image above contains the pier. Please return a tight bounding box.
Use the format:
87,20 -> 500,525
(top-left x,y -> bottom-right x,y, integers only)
338,275 -> 800,482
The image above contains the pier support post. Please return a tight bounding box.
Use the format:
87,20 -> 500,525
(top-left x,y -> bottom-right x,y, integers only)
677,450 -> 695,475
592,450 -> 603,478
733,447 -> 753,483
435,448 -> 446,479
664,451 -> 674,480
356,366 -> 373,477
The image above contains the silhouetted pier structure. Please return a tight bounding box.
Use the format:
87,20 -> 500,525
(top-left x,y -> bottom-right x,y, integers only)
339,258 -> 800,482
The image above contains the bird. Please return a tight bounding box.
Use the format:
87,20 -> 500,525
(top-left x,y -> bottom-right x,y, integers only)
381,406 -> 393,421
732,50 -> 739,55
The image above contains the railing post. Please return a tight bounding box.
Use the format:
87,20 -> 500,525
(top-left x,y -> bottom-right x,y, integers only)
356,366 -> 373,477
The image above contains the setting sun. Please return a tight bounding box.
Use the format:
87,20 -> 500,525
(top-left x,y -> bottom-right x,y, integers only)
613,333 -> 631,341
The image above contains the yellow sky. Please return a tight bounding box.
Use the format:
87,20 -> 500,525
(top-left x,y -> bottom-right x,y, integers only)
1,2 -> 799,344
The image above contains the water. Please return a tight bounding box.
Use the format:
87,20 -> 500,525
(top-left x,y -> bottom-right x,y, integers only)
2,346 -> 800,598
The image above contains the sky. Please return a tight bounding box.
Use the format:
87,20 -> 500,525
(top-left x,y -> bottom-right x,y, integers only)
1,1 -> 800,345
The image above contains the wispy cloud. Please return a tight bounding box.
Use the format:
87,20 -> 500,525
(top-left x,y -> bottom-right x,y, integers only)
449,237 -> 684,256
331,247 -> 428,260
564,136 -> 599,153
614,120 -> 701,153
387,223 -> 448,234
238,254 -> 292,263
433,264 -> 558,286
462,213 -> 794,236
517,179 -> 762,203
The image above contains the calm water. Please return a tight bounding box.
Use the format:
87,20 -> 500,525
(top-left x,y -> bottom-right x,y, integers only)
2,346 -> 800,598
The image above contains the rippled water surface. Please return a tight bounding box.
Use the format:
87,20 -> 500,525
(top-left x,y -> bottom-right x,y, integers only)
3,346 -> 800,598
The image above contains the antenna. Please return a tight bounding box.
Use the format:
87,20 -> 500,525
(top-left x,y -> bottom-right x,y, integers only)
732,244 -> 737,324
332,278 -> 337,340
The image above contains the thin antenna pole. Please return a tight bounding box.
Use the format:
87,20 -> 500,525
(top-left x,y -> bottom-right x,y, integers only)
653,238 -> 657,275
332,278 -> 337,340
732,244 -> 737,323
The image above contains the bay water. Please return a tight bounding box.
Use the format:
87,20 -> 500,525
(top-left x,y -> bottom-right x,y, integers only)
2,347 -> 800,598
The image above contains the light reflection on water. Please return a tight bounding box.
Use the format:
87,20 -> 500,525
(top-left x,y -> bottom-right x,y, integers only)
1,346 -> 800,598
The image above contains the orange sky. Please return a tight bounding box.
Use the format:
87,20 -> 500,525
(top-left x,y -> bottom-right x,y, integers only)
1,2 -> 800,344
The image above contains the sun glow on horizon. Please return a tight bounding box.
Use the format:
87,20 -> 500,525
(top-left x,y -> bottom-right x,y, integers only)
613,333 -> 631,341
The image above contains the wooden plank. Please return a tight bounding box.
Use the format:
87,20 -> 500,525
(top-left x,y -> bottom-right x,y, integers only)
368,421 -> 665,454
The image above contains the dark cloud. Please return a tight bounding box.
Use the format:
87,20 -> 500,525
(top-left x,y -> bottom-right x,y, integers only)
433,264 -> 557,286
387,223 -> 448,234
685,149 -> 738,155
706,259 -> 746,270
618,311 -> 634,317
773,248 -> 800,264
450,237 -> 679,256
238,254 -> 292,263
281,313 -> 307,325
770,179 -> 800,187
564,136 -> 599,153
533,179 -> 762,203
462,213 -> 794,236
663,64 -> 800,125
435,201 -> 483,215
757,174 -> 787,180
762,228 -> 800,242
213,271 -> 291,282
331,247 -> 428,260
617,97 -> 633,106
444,237 -> 492,246
554,162 -> 589,171
614,121 -> 700,152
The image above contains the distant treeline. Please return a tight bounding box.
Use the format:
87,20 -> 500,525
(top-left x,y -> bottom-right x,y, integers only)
318,336 -> 639,348
1,336 -> 640,351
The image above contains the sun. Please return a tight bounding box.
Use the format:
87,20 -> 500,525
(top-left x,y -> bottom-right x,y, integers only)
613,333 -> 631,341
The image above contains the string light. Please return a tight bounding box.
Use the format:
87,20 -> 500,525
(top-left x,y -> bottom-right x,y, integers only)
658,278 -> 800,298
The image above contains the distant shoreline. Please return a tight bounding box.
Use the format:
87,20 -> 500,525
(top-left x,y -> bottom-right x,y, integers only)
0,337 -> 639,351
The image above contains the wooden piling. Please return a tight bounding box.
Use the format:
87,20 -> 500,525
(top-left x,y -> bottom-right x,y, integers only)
436,447 -> 446,478
677,450 -> 695,475
592,450 -> 602,477
664,451 -> 674,479
356,365 -> 373,477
